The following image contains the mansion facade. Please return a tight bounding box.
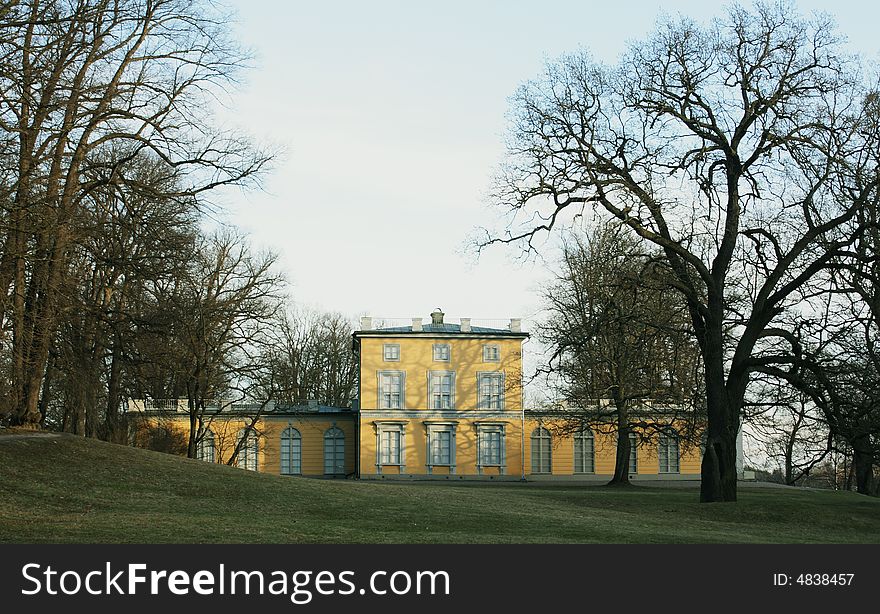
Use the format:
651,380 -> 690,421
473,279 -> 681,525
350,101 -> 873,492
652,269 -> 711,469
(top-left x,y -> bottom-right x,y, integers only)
131,310 -> 704,480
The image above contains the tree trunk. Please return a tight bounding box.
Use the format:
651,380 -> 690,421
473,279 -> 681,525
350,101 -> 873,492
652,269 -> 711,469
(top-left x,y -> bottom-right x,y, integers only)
852,436 -> 875,496
699,334 -> 739,502
105,341 -> 123,442
607,398 -> 631,486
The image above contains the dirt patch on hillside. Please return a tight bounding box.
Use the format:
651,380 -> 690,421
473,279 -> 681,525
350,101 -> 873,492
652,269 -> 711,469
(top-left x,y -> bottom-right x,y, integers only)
0,429 -> 65,442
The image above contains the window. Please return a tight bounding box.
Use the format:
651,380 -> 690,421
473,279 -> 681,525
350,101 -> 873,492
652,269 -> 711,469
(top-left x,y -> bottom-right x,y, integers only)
383,343 -> 400,361
236,429 -> 259,471
433,343 -> 450,361
573,428 -> 594,473
624,432 -> 638,474
429,371 -> 454,409
324,427 -> 345,475
430,430 -> 452,465
477,424 -> 505,470
478,372 -> 504,409
659,429 -> 680,473
380,429 -> 401,465
531,427 -> 552,474
482,344 -> 500,362
280,427 -> 301,475
378,371 -> 404,409
196,428 -> 215,462
425,423 -> 456,473
374,422 -> 406,473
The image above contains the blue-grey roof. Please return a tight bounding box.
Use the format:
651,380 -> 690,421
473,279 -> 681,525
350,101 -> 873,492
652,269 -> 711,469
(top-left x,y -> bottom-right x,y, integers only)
360,323 -> 526,335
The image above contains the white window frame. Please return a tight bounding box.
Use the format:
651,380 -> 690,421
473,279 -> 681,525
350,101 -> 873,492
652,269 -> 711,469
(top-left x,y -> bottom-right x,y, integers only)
432,343 -> 451,362
573,428 -> 595,474
530,426 -> 552,474
196,428 -> 215,462
374,421 -> 407,474
428,370 -> 455,410
383,343 -> 400,362
280,426 -> 302,475
236,428 -> 259,472
377,370 -> 405,409
482,344 -> 500,362
324,426 -> 346,475
476,423 -> 506,474
425,422 -> 457,474
477,371 -> 505,409
380,429 -> 401,465
659,429 -> 680,474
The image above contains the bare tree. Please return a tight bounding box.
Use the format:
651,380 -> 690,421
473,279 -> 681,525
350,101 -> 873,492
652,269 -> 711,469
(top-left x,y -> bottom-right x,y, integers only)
0,0 -> 271,428
42,155 -> 198,438
270,308 -> 358,408
744,376 -> 830,486
480,3 -> 880,501
537,222 -> 703,484
173,229 -> 284,459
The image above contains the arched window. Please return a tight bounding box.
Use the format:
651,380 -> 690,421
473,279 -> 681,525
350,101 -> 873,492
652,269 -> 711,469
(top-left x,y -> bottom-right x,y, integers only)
659,429 -> 680,474
236,428 -> 259,471
530,427 -> 552,474
196,428 -> 215,462
281,427 -> 302,475
324,426 -> 345,475
573,428 -> 594,474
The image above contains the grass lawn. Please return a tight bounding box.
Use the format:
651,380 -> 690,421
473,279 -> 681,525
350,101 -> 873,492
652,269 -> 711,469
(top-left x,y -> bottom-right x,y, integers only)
0,432 -> 877,543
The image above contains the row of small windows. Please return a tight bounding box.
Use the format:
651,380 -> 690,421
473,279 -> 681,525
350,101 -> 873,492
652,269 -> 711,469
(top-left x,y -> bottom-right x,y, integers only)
196,427 -> 347,475
195,426 -> 680,475
378,371 -> 504,409
375,424 -> 502,470
373,427 -> 679,474
530,427 -> 681,474
383,343 -> 501,363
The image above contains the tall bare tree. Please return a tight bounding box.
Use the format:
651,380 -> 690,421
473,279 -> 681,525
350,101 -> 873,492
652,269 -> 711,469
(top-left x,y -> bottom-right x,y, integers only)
42,155 -> 198,438
173,229 -> 284,458
481,2 -> 880,501
0,0 -> 270,428
538,223 -> 703,484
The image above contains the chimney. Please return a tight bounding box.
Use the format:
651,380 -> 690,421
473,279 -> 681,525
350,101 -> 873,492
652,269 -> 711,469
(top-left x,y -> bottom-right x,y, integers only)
412,318 -> 423,332
460,318 -> 471,332
509,318 -> 522,333
431,308 -> 444,325
360,316 -> 373,330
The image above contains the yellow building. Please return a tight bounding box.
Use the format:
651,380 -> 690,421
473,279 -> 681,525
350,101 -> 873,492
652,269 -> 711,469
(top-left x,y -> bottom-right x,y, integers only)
353,309 -> 701,480
131,309 -> 701,480
129,399 -> 357,477
354,309 -> 529,479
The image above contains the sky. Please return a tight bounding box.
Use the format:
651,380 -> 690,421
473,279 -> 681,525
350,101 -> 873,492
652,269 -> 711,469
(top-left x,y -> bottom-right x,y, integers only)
214,0 -> 880,329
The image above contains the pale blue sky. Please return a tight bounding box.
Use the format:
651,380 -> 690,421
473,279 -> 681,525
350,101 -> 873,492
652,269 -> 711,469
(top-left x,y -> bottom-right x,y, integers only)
216,1 -> 880,327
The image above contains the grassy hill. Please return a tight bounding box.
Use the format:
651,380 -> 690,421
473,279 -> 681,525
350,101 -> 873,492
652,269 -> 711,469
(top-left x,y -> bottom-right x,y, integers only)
1,432 -> 877,543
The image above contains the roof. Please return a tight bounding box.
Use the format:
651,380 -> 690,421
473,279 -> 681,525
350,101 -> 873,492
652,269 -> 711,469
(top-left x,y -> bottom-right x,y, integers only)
354,323 -> 528,337
130,400 -> 352,416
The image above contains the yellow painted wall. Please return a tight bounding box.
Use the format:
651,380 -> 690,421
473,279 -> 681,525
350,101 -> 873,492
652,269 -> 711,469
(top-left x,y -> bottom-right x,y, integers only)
524,418 -> 702,476
260,417 -> 356,477
134,413 -> 356,477
357,415 -> 701,478
359,416 -> 525,477
358,336 -> 523,411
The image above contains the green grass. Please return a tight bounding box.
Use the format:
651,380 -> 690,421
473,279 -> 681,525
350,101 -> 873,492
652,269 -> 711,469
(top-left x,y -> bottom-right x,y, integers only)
1,433 -> 877,543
